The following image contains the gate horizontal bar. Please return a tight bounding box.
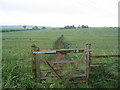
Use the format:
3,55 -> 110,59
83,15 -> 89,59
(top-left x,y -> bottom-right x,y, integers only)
65,80 -> 86,84
39,60 -> 86,64
40,67 -> 86,73
33,49 -> 92,54
40,74 -> 86,80
52,60 -> 84,64
33,50 -> 56,54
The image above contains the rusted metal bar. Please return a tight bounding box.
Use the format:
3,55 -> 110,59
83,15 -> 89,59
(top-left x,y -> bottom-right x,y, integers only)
32,49 -> 87,54
91,55 -> 120,58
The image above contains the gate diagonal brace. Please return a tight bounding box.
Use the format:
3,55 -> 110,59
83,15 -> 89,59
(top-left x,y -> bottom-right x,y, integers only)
45,61 -> 62,80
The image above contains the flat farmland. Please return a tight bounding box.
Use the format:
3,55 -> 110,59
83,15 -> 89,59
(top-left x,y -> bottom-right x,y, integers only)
2,28 -> 119,88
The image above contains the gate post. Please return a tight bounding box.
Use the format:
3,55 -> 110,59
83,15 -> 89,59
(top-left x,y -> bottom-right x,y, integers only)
31,44 -> 40,82
85,44 -> 91,82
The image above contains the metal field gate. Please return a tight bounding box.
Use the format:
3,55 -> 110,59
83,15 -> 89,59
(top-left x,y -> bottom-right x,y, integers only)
31,44 -> 92,84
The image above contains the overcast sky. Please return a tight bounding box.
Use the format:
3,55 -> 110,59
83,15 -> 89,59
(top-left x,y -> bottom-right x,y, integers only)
0,0 -> 119,27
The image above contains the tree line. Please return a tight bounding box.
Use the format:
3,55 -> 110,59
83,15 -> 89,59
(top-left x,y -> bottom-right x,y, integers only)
23,25 -> 89,30
62,25 -> 89,29
23,25 -> 46,30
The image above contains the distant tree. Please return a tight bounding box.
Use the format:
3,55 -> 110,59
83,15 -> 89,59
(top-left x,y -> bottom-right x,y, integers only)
81,25 -> 89,28
63,25 -> 76,29
70,25 -> 76,29
23,25 -> 26,29
63,25 -> 69,29
41,27 -> 46,29
32,26 -> 40,30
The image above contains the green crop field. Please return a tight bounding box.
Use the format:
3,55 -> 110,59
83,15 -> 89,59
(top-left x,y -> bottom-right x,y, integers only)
2,28 -> 119,88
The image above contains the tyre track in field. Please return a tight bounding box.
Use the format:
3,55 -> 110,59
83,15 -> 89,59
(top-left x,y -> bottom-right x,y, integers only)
52,35 -> 66,70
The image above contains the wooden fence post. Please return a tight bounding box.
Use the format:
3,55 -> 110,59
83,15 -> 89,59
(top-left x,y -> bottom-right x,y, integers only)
85,44 -> 91,82
31,44 -> 40,82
